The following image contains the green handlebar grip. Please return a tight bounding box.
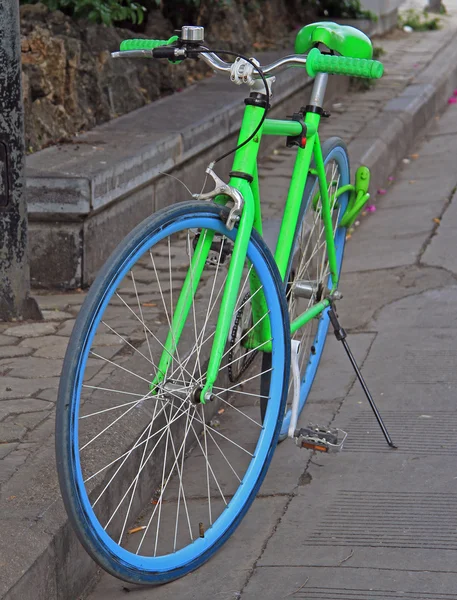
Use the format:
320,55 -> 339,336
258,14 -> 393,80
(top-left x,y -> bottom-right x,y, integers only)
306,47 -> 383,79
120,36 -> 178,51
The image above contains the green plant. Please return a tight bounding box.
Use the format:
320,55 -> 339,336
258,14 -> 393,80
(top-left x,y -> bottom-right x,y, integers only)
399,8 -> 440,30
20,0 -> 146,25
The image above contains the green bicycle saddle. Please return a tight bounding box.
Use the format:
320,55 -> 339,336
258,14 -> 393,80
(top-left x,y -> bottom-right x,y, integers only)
295,22 -> 373,59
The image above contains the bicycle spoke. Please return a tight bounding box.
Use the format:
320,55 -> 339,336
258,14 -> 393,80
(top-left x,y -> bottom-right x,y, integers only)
84,398 -> 181,485
82,384 -> 145,398
105,400 -> 192,531
80,389 -> 155,452
201,404 -> 212,526
130,270 -> 155,367
115,292 -> 195,381
212,392 -> 262,427
100,320 -> 156,366
149,247 -> 187,388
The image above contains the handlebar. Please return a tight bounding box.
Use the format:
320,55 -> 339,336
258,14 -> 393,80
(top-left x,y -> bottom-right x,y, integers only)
306,47 -> 383,79
111,39 -> 383,81
111,42 -> 308,77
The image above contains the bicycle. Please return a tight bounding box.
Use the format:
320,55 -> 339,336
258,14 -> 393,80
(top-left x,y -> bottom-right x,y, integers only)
55,21 -> 393,586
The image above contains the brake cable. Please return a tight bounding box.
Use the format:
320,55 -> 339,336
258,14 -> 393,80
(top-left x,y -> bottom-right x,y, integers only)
196,48 -> 270,164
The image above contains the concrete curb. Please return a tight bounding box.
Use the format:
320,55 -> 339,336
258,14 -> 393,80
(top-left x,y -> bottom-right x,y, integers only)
348,27 -> 457,197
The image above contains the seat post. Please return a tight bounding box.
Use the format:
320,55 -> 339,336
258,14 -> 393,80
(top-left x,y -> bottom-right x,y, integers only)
309,72 -> 328,108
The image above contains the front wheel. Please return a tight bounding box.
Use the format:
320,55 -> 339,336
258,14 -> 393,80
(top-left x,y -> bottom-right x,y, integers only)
261,138 -> 350,436
56,201 -> 290,585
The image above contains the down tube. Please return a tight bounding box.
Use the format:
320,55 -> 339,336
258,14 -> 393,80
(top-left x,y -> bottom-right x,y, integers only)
151,229 -> 215,388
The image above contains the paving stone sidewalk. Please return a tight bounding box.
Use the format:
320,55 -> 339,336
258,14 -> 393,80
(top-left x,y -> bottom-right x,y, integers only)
2,6 -> 457,599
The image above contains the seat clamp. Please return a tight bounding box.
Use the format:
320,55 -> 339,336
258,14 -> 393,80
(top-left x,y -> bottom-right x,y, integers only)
286,112 -> 307,149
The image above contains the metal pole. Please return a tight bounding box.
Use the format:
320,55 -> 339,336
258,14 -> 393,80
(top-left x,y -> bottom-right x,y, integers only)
0,0 -> 40,320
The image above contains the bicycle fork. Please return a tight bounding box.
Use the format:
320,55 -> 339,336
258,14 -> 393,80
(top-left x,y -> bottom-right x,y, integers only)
150,177 -> 269,404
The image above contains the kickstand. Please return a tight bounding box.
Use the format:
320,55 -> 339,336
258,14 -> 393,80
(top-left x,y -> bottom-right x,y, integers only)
328,301 -> 397,449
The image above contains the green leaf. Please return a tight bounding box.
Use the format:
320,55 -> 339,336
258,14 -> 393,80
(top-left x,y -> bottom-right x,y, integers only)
22,0 -> 148,26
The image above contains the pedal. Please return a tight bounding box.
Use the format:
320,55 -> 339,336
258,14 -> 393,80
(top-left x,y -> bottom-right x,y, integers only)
294,424 -> 347,453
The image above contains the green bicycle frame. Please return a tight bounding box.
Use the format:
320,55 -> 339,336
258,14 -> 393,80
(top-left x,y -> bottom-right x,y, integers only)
151,103 -> 341,402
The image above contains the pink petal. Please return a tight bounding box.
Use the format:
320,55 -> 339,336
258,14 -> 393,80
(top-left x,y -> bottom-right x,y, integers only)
388,176 -> 394,181
366,205 -> 377,212
453,89 -> 457,96
448,97 -> 457,104
377,189 -> 387,195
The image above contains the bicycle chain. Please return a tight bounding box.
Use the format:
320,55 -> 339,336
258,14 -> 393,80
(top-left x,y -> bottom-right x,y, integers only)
227,292 -> 258,383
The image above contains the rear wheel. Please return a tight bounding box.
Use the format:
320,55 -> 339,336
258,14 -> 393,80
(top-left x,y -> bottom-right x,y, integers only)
261,138 -> 350,436
56,201 -> 290,584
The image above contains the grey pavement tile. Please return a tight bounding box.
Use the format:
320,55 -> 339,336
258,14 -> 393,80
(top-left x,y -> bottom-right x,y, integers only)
0,357 -> 63,379
343,230 -> 427,271
0,516 -> 59,600
339,265 -> 455,331
0,376 -> 60,400
306,334 -> 375,402
33,339 -> 70,359
0,399 -> 52,418
55,319 -> 76,336
0,334 -> 17,347
2,322 -> 59,338
414,132 -> 457,156
376,175 -> 455,208
338,405 -> 457,456
0,423 -> 27,443
0,447 -> 31,485
4,411 -> 51,433
34,292 -> 87,310
0,345 -> 33,359
242,566 -> 457,600
341,329 -> 457,392
35,389 -> 58,403
427,107 -> 457,135
372,283 -> 457,331
257,451 -> 457,572
422,190 -> 457,274
41,309 -> 74,321
397,152 -> 457,180
23,411 -> 56,445
18,335 -> 69,349
348,201 -> 437,242
0,442 -> 18,460
85,497 -> 288,600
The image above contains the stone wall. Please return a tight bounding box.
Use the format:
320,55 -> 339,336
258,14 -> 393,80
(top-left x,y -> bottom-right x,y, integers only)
20,4 -> 189,153
20,1 -> 312,153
